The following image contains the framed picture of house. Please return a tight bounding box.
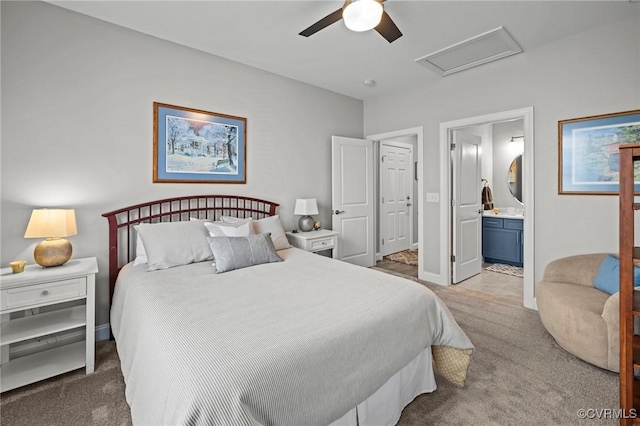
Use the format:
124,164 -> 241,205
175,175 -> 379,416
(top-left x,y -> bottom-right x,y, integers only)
558,109 -> 640,194
153,102 -> 247,184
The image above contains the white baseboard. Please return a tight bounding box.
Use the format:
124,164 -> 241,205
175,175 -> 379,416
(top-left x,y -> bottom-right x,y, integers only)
95,323 -> 111,341
419,270 -> 444,286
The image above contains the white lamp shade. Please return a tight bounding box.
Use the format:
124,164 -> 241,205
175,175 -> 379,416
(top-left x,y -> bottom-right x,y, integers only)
294,199 -> 319,216
24,209 -> 78,238
343,0 -> 383,32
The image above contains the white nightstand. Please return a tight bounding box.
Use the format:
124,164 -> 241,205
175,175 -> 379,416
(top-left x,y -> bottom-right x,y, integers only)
286,229 -> 339,259
0,257 -> 98,392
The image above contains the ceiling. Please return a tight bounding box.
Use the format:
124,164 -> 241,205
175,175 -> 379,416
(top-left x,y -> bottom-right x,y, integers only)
48,1 -> 638,101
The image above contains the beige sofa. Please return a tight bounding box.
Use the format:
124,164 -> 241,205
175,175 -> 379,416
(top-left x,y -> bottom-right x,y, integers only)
536,253 -> 619,372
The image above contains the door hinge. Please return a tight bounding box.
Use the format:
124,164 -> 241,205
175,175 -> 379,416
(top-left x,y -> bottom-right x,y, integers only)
450,143 -> 456,150
382,239 -> 385,245
451,198 -> 456,207
451,255 -> 456,262
382,196 -> 385,203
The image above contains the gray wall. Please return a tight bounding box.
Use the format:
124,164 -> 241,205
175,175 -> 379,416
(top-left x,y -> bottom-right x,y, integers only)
492,120 -> 524,209
1,1 -> 363,326
363,11 -> 640,282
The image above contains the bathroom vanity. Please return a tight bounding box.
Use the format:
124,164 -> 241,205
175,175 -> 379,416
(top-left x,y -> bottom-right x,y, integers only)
482,214 -> 523,266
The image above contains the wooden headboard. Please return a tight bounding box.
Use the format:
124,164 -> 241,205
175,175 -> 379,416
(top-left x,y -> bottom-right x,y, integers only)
102,195 -> 279,304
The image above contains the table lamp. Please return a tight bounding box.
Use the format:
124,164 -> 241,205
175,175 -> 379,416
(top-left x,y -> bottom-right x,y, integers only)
24,208 -> 77,267
294,199 -> 319,232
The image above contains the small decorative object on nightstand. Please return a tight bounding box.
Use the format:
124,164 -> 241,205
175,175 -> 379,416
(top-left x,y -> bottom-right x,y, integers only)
294,198 -> 319,232
0,257 -> 98,392
286,229 -> 338,259
9,260 -> 26,274
24,208 -> 77,267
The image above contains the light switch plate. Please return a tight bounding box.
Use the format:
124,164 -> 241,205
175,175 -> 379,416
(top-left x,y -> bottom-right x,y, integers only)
426,193 -> 439,202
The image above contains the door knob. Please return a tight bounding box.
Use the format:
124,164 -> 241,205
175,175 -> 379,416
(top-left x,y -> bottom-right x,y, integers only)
333,210 -> 345,215
407,203 -> 412,207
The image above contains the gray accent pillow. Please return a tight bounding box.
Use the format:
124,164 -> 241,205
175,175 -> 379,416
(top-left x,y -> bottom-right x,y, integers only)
137,221 -> 213,271
207,233 -> 282,273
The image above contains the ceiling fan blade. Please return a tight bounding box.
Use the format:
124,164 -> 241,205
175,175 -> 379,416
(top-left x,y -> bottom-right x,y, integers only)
299,8 -> 344,37
375,10 -> 402,43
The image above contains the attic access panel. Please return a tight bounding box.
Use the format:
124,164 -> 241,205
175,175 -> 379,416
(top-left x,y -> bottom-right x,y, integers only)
415,27 -> 522,76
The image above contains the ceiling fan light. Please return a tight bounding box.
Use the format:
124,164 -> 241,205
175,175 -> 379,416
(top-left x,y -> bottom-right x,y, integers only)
343,0 -> 383,32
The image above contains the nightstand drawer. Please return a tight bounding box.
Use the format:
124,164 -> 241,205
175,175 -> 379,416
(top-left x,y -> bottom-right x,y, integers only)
286,230 -> 339,259
310,237 -> 335,251
1,277 -> 87,311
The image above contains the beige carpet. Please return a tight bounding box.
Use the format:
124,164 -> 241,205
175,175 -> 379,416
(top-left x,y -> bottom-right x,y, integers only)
0,341 -> 131,426
1,270 -> 618,426
373,267 -> 618,425
385,249 -> 419,266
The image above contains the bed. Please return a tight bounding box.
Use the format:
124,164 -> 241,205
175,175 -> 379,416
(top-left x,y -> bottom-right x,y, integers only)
102,195 -> 473,426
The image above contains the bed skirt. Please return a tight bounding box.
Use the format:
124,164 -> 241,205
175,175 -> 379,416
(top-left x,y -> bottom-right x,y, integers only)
253,347 -> 435,426
331,346 -> 435,426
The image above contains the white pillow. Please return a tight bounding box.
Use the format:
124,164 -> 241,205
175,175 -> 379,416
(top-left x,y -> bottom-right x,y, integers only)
220,216 -> 252,224
189,217 -> 213,222
205,220 -> 253,237
220,216 -> 254,233
253,215 -> 290,251
137,221 -> 213,271
132,225 -> 147,266
133,220 -> 211,266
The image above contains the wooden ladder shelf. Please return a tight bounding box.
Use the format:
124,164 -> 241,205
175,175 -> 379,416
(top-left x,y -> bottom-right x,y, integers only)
619,143 -> 640,425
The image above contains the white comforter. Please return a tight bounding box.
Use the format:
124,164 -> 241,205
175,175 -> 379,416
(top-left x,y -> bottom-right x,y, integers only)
111,247 -> 473,426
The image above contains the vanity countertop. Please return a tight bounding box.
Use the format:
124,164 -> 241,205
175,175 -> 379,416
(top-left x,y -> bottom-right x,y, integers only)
483,212 -> 524,219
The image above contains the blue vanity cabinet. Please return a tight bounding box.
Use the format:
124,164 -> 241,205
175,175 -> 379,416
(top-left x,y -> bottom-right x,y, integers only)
482,217 -> 523,266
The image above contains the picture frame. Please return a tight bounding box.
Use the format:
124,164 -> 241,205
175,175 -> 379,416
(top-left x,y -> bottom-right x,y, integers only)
153,102 -> 247,184
558,109 -> 640,194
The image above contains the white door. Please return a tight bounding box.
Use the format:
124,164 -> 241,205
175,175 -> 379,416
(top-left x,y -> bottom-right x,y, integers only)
380,142 -> 412,256
331,136 -> 375,267
452,130 -> 482,283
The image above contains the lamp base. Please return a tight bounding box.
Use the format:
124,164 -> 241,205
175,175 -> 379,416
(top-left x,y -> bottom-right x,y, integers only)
34,238 -> 72,267
298,215 -> 315,232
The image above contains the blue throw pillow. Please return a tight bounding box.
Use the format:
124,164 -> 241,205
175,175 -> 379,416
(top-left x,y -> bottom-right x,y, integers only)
593,254 -> 640,295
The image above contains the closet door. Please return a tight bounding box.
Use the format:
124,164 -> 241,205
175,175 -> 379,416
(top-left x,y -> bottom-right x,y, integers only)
331,136 -> 375,267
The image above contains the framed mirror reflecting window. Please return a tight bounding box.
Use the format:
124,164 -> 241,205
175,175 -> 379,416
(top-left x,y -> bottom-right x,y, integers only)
508,154 -> 523,204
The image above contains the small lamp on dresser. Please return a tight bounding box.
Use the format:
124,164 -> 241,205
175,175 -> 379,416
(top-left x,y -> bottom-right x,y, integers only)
24,208 -> 77,267
294,198 -> 319,232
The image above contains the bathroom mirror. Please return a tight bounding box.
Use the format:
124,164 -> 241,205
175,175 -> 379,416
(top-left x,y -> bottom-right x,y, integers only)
508,154 -> 523,204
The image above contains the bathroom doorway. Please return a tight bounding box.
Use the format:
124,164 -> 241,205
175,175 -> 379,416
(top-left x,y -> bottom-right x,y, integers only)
454,120 -> 525,302
439,107 -> 535,310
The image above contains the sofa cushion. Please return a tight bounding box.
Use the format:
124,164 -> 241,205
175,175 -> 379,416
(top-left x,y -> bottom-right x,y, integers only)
593,254 -> 640,295
536,280 -> 610,370
542,253 -> 607,288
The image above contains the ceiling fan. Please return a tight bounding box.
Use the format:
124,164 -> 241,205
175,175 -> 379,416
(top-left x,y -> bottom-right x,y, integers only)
299,0 -> 403,43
